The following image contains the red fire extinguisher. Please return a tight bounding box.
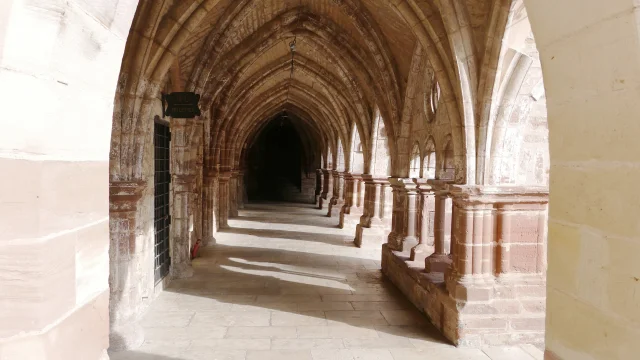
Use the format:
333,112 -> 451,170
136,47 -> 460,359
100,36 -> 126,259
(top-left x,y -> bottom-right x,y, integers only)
191,239 -> 202,260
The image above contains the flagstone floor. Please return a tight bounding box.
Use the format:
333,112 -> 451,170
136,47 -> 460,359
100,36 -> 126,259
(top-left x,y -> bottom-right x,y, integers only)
109,202 -> 544,360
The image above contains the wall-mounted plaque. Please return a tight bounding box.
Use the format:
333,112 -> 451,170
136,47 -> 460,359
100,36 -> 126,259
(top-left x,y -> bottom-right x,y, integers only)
162,92 -> 201,118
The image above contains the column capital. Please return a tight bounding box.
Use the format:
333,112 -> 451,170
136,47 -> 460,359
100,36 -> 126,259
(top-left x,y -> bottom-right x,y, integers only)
448,185 -> 549,205
361,174 -> 390,184
427,179 -> 453,189
413,178 -> 435,193
217,171 -> 233,181
204,170 -> 218,180
388,177 -> 419,191
170,117 -> 204,127
109,181 -> 146,212
172,174 -> 197,192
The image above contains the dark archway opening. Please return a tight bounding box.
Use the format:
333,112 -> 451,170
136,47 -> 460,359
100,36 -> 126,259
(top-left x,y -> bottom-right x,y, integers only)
246,114 -> 305,202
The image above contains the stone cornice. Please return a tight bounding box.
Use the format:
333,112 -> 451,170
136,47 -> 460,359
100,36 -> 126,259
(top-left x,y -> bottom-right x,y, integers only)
448,185 -> 549,205
388,177 -> 419,191
109,181 -> 146,212
413,178 -> 434,193
361,174 -> 390,184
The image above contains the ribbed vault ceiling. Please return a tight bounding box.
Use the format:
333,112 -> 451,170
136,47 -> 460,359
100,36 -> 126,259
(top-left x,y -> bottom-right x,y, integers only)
167,0 -> 417,167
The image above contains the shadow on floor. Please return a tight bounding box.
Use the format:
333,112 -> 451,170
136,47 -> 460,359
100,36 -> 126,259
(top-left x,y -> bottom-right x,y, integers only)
110,202 -> 452,359
109,352 -> 184,360
221,226 -> 356,247
233,214 -> 340,228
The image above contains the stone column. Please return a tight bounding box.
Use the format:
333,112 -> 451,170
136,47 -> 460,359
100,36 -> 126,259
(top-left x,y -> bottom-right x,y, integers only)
387,178 -> 419,252
442,186 -> 548,346
170,174 -> 195,279
218,172 -> 231,228
354,175 -> 392,248
229,171 -> 239,218
318,169 -> 333,210
109,181 -> 146,350
327,170 -> 345,217
315,168 -> 323,206
339,174 -> 363,228
425,181 -> 453,273
202,171 -> 219,245
410,179 -> 435,261
237,171 -> 245,210
355,176 -> 364,207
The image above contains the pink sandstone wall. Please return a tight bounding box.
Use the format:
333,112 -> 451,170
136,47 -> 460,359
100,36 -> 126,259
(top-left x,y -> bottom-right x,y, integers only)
0,1 -> 137,358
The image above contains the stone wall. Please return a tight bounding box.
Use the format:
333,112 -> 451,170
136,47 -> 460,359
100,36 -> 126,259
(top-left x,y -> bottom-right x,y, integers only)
274,172 -> 316,204
0,0 -> 136,358
523,0 -> 640,358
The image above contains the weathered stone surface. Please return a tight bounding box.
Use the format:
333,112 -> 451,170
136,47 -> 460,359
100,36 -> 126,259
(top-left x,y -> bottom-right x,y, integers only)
7,0 -> 640,358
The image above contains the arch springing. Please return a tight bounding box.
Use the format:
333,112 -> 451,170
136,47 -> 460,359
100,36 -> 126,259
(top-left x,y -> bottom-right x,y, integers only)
409,143 -> 421,178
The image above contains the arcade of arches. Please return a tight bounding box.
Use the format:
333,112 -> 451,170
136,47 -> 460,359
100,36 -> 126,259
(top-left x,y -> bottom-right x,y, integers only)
1,0 -> 639,359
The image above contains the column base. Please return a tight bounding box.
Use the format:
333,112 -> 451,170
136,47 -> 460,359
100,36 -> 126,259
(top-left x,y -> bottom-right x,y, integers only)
339,209 -> 362,229
318,196 -> 327,210
327,200 -> 344,217
402,236 -> 419,253
354,224 -> 389,248
386,231 -> 404,251
171,263 -> 194,279
204,235 -> 217,246
425,253 -> 452,273
410,243 -> 434,262
109,321 -> 144,352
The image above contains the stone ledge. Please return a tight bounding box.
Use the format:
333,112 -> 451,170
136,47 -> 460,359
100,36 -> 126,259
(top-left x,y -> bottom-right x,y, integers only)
0,290 -> 109,359
381,245 -> 546,348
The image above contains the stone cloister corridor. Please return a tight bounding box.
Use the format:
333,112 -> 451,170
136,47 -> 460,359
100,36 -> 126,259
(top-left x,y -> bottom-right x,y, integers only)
111,203 -> 544,360
2,0 -> 640,359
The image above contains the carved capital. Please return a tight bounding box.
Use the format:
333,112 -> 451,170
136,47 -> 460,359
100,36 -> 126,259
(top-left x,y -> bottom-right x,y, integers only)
389,177 -> 419,192
109,181 -> 146,212
448,185 -> 549,206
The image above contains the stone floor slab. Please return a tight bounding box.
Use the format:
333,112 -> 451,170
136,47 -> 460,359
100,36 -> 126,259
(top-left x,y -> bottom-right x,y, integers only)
108,203 -> 544,360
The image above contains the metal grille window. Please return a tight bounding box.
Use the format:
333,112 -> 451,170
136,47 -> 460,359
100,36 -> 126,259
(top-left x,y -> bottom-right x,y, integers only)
154,121 -> 171,283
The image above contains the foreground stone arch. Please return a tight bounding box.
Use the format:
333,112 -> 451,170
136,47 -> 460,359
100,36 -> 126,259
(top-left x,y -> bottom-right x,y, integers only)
1,0 -> 640,359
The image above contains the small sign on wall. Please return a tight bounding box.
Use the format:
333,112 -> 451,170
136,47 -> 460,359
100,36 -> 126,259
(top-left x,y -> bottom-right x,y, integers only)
162,92 -> 201,118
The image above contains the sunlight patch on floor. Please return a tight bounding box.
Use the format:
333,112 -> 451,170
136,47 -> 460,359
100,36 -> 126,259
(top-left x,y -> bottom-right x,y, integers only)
220,263 -> 354,291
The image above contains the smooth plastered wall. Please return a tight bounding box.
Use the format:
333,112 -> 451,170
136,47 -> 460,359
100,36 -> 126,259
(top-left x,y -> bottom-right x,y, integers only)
0,0 -> 136,358
525,0 -> 640,358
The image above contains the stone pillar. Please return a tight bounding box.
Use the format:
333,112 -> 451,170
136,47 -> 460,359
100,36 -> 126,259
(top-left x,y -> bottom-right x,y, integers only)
237,171 -> 245,210
327,171 -> 345,217
387,178 -> 419,252
381,185 -> 548,347
169,118 -> 201,279
109,181 -> 146,350
410,179 -> 435,262
202,172 -> 219,245
355,176 -> 364,207
318,169 -> 333,210
315,169 -> 323,206
425,181 -> 453,273
354,176 -> 392,247
229,171 -> 239,218
442,186 -> 548,346
339,174 -> 363,228
170,174 -> 195,279
218,173 -> 231,228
